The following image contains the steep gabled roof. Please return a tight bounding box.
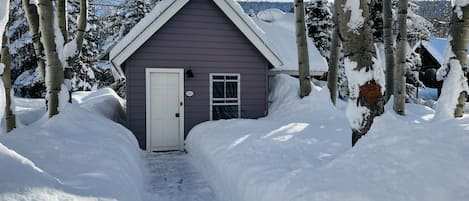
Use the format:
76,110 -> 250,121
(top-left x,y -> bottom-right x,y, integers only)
109,0 -> 284,75
415,38 -> 469,66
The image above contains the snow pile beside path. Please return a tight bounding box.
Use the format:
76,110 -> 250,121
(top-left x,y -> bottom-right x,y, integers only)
0,103 -> 144,200
0,143 -> 59,194
186,74 -> 351,201
293,105 -> 469,201
187,74 -> 469,201
73,88 -> 126,124
14,97 -> 46,126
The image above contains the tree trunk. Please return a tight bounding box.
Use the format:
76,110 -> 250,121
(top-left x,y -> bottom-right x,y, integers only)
38,0 -> 64,118
22,0 -> 46,80
1,34 -> 16,132
67,0 -> 87,65
76,0 -> 87,55
327,0 -> 341,105
294,0 -> 311,98
450,6 -> 469,117
393,0 -> 408,115
64,0 -> 87,101
57,0 -> 67,41
337,0 -> 385,146
383,0 -> 395,101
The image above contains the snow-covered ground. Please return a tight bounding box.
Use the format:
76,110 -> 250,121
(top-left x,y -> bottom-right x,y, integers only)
186,74 -> 352,201
187,74 -> 469,201
0,89 -> 145,201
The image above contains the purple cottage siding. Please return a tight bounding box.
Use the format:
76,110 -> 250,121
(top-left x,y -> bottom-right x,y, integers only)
125,0 -> 269,149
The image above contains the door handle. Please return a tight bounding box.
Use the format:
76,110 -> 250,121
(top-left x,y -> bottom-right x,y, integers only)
175,113 -> 180,118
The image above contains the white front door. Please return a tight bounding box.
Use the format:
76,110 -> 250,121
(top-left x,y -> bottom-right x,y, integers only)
146,68 -> 184,151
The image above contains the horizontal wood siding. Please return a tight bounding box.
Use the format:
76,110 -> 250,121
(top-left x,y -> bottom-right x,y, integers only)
125,0 -> 269,149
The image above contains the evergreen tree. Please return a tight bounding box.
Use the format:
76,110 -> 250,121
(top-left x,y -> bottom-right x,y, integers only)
68,0 -> 99,91
369,0 -> 384,43
120,0 -> 153,36
306,0 -> 332,60
406,2 -> 432,46
8,0 -> 45,98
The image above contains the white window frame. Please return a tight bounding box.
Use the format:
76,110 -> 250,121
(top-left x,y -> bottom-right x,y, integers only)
209,73 -> 241,120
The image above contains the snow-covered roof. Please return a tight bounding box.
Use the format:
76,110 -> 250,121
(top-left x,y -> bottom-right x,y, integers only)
110,2 -> 329,77
253,9 -> 328,73
416,38 -> 469,65
418,38 -> 448,65
110,0 -> 284,76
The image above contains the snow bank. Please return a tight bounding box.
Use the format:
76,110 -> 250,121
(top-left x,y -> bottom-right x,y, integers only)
0,97 -> 143,201
187,74 -> 469,201
186,74 -> 351,201
291,105 -> 469,201
73,88 -> 126,124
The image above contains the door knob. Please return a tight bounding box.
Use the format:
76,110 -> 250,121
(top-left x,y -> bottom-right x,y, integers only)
175,113 -> 180,118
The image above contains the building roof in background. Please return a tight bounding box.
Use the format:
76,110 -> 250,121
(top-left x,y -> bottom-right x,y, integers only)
416,38 -> 469,65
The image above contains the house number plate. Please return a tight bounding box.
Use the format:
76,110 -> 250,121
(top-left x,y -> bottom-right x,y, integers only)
185,91 -> 194,97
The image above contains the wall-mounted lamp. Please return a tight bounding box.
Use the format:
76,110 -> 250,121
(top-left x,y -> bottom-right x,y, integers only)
186,68 -> 194,78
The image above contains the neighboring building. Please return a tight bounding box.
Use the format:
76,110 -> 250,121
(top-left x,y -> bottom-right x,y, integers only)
237,1 -> 293,13
109,0 -> 327,151
413,38 -> 469,89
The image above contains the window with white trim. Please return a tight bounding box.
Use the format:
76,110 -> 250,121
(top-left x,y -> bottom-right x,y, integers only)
210,74 -> 241,120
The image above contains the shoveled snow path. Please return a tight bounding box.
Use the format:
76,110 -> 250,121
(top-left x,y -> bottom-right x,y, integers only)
144,152 -> 218,201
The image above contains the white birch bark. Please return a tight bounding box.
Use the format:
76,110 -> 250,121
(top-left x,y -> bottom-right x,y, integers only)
294,0 -> 312,98
383,0 -> 395,101
22,0 -> 46,80
393,0 -> 408,115
449,5 -> 469,117
38,0 -> 64,117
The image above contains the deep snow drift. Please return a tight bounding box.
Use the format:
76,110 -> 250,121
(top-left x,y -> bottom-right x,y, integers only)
186,74 -> 352,201
186,74 -> 469,201
0,89 -> 144,201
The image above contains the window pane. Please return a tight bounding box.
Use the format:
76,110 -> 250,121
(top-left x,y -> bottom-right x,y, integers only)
213,76 -> 225,80
213,82 -> 224,98
226,76 -> 238,80
212,105 -> 239,120
226,82 -> 238,98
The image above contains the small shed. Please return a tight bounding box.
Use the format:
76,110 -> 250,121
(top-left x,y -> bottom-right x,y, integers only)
413,38 -> 469,88
110,0 -> 327,151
